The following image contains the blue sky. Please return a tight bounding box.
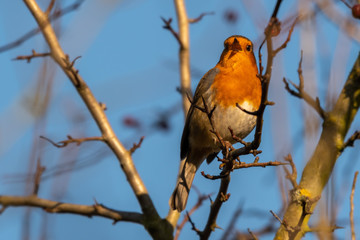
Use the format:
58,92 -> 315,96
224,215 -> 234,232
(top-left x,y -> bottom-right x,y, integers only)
0,0 -> 360,239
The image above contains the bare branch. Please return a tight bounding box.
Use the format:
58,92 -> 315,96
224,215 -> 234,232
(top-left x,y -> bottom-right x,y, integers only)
129,136 -> 145,154
233,161 -> 287,170
283,154 -> 298,189
273,17 -> 298,55
174,0 -> 192,117
161,17 -> 182,47
350,171 -> 359,240
341,130 -> 360,152
33,159 -> 46,195
13,49 -> 50,63
186,211 -> 202,236
22,2 -> 166,238
175,193 -> 208,240
340,0 -> 352,9
45,0 -> 56,16
248,228 -> 259,240
283,52 -> 326,119
220,205 -> 242,240
201,171 -> 229,180
0,195 -> 143,224
40,135 -> 104,148
188,12 -> 214,24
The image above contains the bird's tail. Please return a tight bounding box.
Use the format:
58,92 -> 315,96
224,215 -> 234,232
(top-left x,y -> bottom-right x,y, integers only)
169,158 -> 197,212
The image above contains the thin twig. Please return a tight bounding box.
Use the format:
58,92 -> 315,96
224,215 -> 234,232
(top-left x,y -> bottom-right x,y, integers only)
161,17 -> 182,47
129,136 -> 145,154
201,171 -> 229,180
233,161 -> 287,169
273,17 -> 298,55
350,171 -> 359,240
283,154 -> 298,189
186,211 -> 202,236
175,194 -> 208,240
33,159 -> 46,195
340,0 -> 352,9
45,0 -> 56,16
248,228 -> 259,240
13,50 -> 51,63
188,12 -> 214,23
220,205 -> 242,240
283,52 -> 326,118
0,195 -> 143,224
341,130 -> 360,152
40,135 -> 104,148
0,0 -> 84,53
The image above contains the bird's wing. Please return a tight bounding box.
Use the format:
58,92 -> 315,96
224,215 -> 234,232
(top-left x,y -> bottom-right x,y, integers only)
180,67 -> 220,159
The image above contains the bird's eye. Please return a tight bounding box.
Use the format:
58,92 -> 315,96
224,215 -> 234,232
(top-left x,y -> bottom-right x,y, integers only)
246,44 -> 252,52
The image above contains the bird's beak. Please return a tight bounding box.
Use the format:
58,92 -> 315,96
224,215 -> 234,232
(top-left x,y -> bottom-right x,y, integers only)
229,38 -> 242,51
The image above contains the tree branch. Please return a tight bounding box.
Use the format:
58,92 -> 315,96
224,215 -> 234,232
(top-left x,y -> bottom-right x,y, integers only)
174,0 -> 192,118
0,195 -> 143,224
13,49 -> 50,63
275,53 -> 360,239
40,135 -> 104,147
283,52 -> 326,119
22,0 -> 171,238
350,171 -> 359,240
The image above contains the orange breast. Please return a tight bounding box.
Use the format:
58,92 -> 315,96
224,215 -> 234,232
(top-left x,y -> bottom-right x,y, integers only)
211,52 -> 261,109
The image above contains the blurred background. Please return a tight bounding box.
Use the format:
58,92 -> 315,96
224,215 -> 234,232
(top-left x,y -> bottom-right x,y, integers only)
0,0 -> 359,239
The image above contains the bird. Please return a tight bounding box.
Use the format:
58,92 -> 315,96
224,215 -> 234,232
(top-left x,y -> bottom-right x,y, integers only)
169,35 -> 262,212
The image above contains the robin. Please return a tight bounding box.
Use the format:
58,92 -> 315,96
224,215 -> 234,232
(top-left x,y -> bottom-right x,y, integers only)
169,35 -> 262,212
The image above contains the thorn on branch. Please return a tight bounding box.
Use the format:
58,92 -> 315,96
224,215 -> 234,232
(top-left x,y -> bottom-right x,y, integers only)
161,17 -> 183,47
13,49 -> 50,63
129,136 -> 145,154
99,102 -> 107,111
62,55 -> 82,86
188,12 -> 214,24
40,135 -> 104,148
70,56 -> 82,68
